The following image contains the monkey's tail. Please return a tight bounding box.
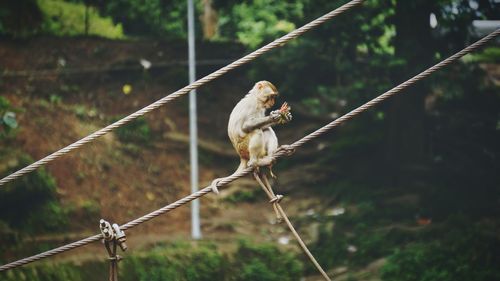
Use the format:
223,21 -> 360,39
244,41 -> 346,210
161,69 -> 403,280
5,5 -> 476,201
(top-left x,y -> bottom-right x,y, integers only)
234,159 -> 248,175
210,159 -> 248,194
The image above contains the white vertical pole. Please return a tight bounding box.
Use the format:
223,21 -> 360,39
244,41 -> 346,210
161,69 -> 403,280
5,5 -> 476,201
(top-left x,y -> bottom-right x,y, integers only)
188,0 -> 201,240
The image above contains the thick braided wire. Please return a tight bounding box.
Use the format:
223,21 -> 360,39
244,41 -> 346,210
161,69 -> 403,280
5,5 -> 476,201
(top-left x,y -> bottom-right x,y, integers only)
1,28 -> 498,273
0,0 -> 364,187
287,28 -> 500,150
0,234 -> 102,271
0,174 -> 250,271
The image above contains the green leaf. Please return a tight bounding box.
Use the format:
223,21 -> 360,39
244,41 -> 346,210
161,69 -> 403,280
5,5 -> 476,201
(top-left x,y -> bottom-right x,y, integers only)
3,111 -> 18,129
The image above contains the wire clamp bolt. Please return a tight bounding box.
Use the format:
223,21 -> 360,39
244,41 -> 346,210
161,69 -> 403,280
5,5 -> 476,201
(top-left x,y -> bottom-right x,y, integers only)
99,219 -> 127,281
269,194 -> 284,223
269,194 -> 283,204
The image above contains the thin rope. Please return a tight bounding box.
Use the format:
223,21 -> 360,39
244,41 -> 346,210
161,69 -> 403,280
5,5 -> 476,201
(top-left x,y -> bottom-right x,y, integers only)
277,204 -> 332,281
0,28 -> 498,273
253,172 -> 332,280
0,234 -> 102,271
0,0 -> 364,187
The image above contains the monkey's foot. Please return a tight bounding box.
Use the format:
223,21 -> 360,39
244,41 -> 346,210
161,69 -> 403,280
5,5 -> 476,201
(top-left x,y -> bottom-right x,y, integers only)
210,178 -> 222,194
247,159 -> 259,168
275,144 -> 295,156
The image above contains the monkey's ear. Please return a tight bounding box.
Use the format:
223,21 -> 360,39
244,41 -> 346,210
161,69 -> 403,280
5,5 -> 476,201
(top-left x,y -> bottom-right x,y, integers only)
256,81 -> 264,90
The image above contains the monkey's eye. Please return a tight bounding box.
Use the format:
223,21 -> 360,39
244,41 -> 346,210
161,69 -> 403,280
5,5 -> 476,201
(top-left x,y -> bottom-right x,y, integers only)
267,94 -> 278,100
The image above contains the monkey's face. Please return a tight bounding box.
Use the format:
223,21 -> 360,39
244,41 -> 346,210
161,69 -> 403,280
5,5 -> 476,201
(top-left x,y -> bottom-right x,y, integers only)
262,90 -> 278,109
255,81 -> 279,109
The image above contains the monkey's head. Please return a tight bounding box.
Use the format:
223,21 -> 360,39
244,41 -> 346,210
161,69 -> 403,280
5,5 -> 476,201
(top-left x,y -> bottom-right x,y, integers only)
252,80 -> 279,109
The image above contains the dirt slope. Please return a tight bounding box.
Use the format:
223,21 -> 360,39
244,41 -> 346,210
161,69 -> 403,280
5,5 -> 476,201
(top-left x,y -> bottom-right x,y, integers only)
0,37 -> 318,254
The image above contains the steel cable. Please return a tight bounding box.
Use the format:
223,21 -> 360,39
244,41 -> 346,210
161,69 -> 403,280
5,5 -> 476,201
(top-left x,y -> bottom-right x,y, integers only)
0,0 -> 365,187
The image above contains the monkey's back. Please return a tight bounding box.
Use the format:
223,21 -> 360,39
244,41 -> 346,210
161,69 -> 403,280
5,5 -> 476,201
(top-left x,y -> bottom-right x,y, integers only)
227,94 -> 261,160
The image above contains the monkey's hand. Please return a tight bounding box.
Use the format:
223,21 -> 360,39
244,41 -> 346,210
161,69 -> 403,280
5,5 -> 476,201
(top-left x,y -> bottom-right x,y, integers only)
270,102 -> 292,124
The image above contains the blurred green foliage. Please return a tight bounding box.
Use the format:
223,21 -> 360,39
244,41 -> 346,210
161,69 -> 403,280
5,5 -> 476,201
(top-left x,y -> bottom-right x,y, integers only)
311,193 -> 396,270
123,241 -> 226,281
96,0 -> 187,38
309,176 -> 500,278
0,154 -> 68,234
0,0 -> 123,38
0,263 -> 83,281
37,0 -> 124,38
124,240 -> 303,281
224,189 -> 263,203
215,0 -> 303,48
464,47 -> 500,63
381,218 -> 500,281
114,117 -> 152,144
0,96 -> 19,140
231,239 -> 303,281
0,240 -> 303,281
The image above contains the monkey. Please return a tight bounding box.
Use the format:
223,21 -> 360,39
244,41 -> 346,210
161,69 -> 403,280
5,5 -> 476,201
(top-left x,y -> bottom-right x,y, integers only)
210,81 -> 294,220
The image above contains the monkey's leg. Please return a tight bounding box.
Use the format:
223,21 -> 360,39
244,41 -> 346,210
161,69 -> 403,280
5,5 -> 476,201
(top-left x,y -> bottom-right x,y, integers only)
263,128 -> 278,179
248,156 -> 274,169
248,130 -> 275,168
267,145 -> 295,179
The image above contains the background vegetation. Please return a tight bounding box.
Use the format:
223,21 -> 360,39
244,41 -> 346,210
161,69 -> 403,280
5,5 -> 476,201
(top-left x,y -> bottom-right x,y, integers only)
0,0 -> 499,280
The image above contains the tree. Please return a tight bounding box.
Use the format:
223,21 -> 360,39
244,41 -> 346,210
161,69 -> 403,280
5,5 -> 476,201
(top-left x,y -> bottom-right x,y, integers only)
95,0 -> 188,38
384,0 -> 437,186
0,0 -> 43,37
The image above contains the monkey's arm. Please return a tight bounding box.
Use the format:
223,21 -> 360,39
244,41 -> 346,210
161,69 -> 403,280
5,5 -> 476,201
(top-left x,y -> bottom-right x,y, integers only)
242,105 -> 292,133
242,115 -> 278,133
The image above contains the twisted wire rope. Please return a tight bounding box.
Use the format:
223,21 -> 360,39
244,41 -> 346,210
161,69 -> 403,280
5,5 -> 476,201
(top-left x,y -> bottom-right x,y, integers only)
288,28 -> 500,150
0,0 -> 364,187
0,26 -> 497,274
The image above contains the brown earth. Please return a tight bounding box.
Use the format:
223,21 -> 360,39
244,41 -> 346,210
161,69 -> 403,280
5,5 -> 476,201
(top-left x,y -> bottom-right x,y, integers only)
0,37 -> 342,279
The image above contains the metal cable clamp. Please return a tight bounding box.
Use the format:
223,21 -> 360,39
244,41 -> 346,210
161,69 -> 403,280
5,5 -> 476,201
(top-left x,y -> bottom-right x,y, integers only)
99,219 -> 127,281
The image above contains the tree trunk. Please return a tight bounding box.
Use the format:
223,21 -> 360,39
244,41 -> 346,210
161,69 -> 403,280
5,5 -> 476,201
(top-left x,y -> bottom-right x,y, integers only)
84,4 -> 89,35
385,0 -> 436,186
200,0 -> 218,39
